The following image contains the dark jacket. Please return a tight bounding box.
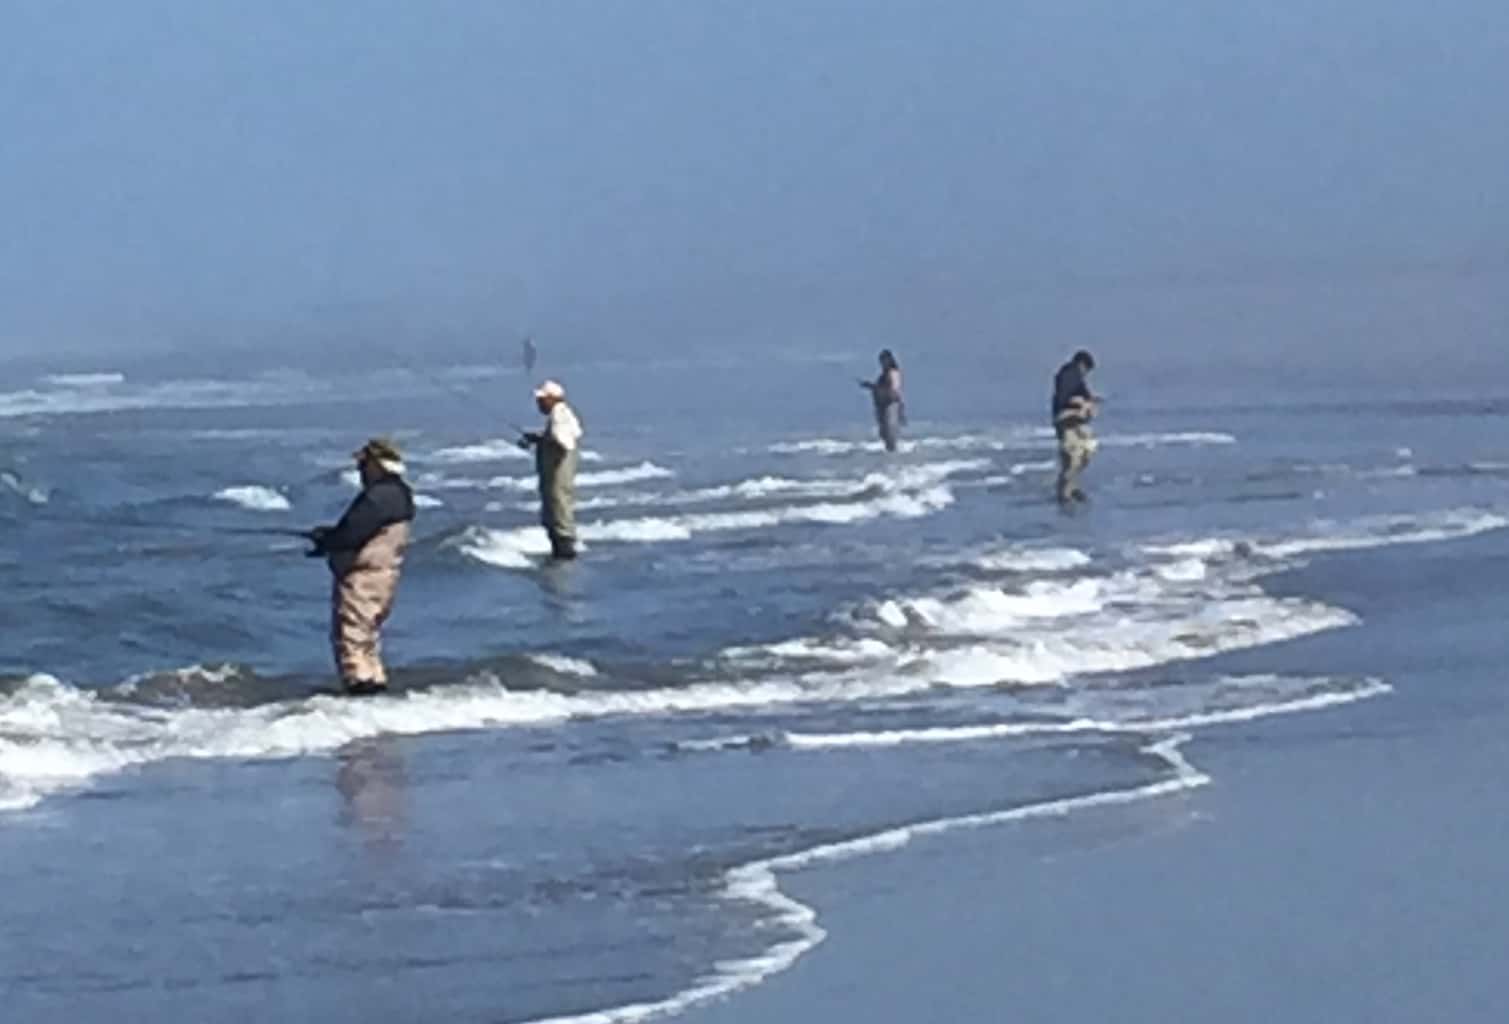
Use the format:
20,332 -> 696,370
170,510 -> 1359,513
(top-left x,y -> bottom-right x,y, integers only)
313,475 -> 416,576
1052,361 -> 1093,421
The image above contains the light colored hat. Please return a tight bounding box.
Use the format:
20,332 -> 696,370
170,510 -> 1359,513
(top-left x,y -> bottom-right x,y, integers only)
354,437 -> 405,475
534,379 -> 566,401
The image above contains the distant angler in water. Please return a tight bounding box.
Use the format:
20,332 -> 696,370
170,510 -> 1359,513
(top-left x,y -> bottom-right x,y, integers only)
859,349 -> 907,452
1051,349 -> 1099,505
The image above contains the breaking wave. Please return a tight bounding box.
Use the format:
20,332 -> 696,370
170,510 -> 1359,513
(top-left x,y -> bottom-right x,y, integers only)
767,430 -> 1237,457
1142,508 -> 1508,563
0,373 -> 338,419
212,485 -> 292,512
454,486 -> 956,568
426,439 -> 532,464
516,460 -> 990,515
41,372 -> 126,388
419,462 -> 673,493
425,438 -> 606,465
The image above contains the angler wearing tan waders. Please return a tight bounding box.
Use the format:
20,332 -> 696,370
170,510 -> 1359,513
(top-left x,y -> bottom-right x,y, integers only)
1051,350 -> 1098,505
307,438 -> 416,695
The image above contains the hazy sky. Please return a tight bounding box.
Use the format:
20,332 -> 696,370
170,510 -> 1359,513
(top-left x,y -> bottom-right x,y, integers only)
2,1 -> 1506,368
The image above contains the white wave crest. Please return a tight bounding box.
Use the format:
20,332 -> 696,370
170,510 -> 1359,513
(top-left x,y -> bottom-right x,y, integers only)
766,430 -> 1234,458
421,462 -> 673,493
426,439 -> 605,465
1262,509 -> 1507,559
1142,508 -> 1509,564
856,561 -> 1356,686
768,434 -> 1023,457
785,676 -> 1390,750
0,665 -> 1046,813
212,485 -> 291,512
966,545 -> 1093,573
1099,431 -> 1237,448
453,525 -> 552,569
527,654 -> 600,678
42,372 -> 126,388
719,637 -> 897,668
580,463 -> 675,487
527,460 -> 986,515
0,374 -> 336,419
427,439 -> 531,464
456,487 -> 955,568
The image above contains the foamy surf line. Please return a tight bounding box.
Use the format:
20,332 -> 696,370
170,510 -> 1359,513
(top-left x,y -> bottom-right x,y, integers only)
419,462 -> 673,493
41,372 -> 126,388
0,633 -> 1347,815
0,665 -> 986,812
2,507 -> 1402,806
425,439 -> 606,465
0,375 -> 338,419
765,431 -> 1237,457
455,486 -> 956,568
521,734 -> 1208,1024
1141,508 -> 1509,564
781,677 -> 1391,750
509,459 -> 992,515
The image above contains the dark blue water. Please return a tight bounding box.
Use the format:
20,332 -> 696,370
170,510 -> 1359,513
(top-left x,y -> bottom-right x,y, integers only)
1,355 -> 1506,1022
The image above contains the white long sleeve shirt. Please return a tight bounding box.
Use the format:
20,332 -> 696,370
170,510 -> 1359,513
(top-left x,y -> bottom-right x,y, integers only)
545,402 -> 583,452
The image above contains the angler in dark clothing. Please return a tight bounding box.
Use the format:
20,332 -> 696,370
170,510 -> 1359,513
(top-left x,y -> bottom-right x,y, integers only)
307,438 -> 416,695
1051,350 -> 1098,504
859,349 -> 906,452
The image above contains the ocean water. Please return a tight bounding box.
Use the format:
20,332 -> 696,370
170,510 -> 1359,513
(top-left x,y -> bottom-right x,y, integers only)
1,354 -> 1505,1022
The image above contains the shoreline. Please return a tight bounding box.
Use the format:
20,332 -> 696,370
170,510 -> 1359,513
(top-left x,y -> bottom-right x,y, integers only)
682,696 -> 1509,1023
530,677 -> 1396,1024
673,532 -> 1509,1024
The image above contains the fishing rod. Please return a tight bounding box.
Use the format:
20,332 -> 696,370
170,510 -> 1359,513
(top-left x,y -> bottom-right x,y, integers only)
374,344 -> 583,449
385,337 -> 535,405
12,505 -> 319,542
216,526 -> 319,539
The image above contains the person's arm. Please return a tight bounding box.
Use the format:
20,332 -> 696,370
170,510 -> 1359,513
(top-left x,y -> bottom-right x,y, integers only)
310,493 -> 384,554
1072,371 -> 1097,417
315,483 -> 411,554
1054,395 -> 1095,425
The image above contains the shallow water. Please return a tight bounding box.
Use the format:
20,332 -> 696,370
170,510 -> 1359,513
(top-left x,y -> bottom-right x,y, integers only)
1,357 -> 1506,1021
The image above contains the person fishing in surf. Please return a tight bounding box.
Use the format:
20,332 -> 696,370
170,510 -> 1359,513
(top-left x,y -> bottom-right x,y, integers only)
517,380 -> 583,561
522,336 -> 538,375
1051,349 -> 1098,505
306,438 -> 416,696
858,349 -> 906,452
